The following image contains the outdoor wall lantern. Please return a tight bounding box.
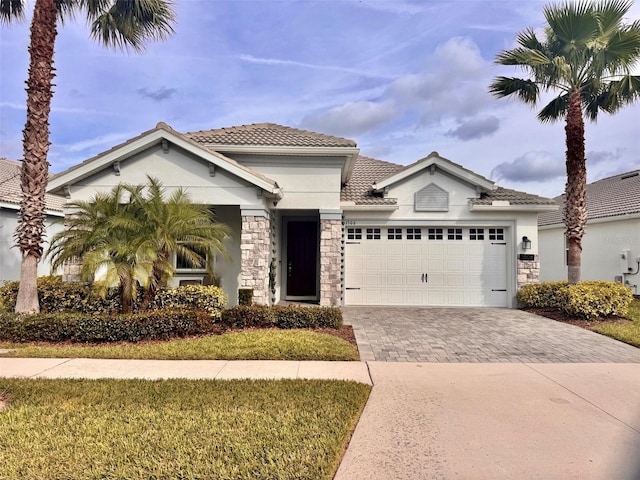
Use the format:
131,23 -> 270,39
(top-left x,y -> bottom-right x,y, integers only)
522,236 -> 532,250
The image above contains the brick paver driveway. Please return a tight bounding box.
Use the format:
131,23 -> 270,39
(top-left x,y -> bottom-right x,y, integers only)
343,307 -> 640,362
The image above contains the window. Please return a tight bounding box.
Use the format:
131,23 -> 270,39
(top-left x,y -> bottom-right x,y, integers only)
489,228 -> 504,241
347,228 -> 362,240
428,228 -> 443,240
407,228 -> 422,240
387,228 -> 402,240
366,228 -> 381,240
175,244 -> 208,271
470,228 -> 484,240
447,228 -> 462,240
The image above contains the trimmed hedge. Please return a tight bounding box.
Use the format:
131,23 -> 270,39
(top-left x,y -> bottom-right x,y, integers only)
221,305 -> 343,329
0,277 -> 226,320
0,309 -> 215,343
517,280 -> 633,319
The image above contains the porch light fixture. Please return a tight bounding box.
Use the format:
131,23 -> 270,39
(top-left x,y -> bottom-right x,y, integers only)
522,236 -> 532,250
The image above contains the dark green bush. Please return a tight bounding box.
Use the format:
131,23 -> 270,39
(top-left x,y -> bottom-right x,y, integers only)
517,280 -> 633,319
238,288 -> 253,306
0,277 -> 226,319
0,309 -> 215,343
221,305 -> 342,329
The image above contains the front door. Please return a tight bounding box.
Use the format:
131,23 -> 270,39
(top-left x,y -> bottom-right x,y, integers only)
286,220 -> 318,298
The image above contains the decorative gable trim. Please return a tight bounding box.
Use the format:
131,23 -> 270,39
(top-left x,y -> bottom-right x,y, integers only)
415,183 -> 449,212
372,152 -> 495,193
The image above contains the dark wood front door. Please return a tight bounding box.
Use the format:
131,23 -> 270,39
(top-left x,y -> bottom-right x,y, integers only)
286,221 -> 318,297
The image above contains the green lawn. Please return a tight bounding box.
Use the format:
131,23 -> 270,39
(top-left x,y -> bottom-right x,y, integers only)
0,329 -> 359,361
592,298 -> 640,347
0,378 -> 371,480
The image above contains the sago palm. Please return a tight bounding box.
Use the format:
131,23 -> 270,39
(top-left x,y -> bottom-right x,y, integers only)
489,0 -> 640,284
0,0 -> 175,313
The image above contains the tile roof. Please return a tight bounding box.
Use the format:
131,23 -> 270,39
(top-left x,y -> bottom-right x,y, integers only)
341,155 -> 555,207
0,158 -> 66,212
186,123 -> 357,148
471,187 -> 558,206
539,170 -> 640,226
341,156 -> 404,205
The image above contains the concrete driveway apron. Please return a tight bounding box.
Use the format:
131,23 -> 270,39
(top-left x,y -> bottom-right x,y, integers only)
343,307 -> 640,363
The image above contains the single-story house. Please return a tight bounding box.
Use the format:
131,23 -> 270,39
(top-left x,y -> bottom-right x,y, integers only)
0,157 -> 66,284
47,122 -> 557,307
539,170 -> 640,295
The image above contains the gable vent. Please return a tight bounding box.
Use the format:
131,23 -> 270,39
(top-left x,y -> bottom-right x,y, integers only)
415,183 -> 449,212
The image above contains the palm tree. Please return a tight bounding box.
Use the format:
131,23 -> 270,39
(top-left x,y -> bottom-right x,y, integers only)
0,0 -> 175,313
128,176 -> 230,310
489,0 -> 640,284
47,178 -> 230,314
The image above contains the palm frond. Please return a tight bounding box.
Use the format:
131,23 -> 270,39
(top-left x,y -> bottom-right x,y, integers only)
0,0 -> 24,23
489,76 -> 540,105
537,94 -> 569,123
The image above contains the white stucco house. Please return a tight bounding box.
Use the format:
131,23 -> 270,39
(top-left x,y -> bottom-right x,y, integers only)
0,158 -> 66,284
539,170 -> 640,295
47,122 -> 557,307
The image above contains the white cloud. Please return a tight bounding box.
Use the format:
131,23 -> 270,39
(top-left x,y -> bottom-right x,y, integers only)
491,151 -> 565,182
301,101 -> 397,136
446,116 -> 500,141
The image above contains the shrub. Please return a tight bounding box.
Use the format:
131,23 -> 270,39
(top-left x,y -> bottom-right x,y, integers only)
0,309 -> 215,343
0,277 -> 227,319
150,285 -> 227,320
221,305 -> 342,329
518,280 -> 633,320
562,281 -> 633,319
516,281 -> 569,308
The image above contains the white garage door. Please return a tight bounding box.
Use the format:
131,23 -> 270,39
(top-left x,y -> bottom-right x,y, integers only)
345,226 -> 508,307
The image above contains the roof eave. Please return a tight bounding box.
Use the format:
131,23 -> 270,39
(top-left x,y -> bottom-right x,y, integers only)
47,126 -> 281,196
470,204 -> 559,212
373,153 -> 495,192
341,202 -> 399,211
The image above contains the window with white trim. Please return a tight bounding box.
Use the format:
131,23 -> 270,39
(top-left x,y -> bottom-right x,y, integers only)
470,228 -> 484,240
428,228 -> 443,240
447,228 -> 462,240
407,228 -> 422,240
347,228 -> 362,240
387,228 -> 402,240
366,228 -> 381,240
489,228 -> 504,241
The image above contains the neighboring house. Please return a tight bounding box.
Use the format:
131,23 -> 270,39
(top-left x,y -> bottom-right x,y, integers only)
0,158 -> 66,284
47,122 -> 557,307
539,170 -> 640,294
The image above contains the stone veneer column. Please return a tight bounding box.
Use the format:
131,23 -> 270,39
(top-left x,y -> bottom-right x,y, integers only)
240,212 -> 271,305
319,211 -> 343,306
517,254 -> 540,289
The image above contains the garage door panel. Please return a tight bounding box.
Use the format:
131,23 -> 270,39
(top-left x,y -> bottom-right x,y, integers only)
345,226 -> 509,307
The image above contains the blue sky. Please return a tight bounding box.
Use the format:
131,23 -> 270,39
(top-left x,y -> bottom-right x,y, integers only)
1,0 -> 639,198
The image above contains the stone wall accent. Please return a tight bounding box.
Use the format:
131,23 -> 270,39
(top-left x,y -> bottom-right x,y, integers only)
62,258 -> 82,282
517,255 -> 540,289
240,215 -> 271,305
320,219 -> 342,306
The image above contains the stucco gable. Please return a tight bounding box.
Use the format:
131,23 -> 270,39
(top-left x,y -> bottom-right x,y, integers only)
47,123 -> 281,198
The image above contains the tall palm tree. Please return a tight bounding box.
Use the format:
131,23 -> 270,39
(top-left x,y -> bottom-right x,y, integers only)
47,178 -> 230,314
489,0 -> 640,284
0,0 -> 175,313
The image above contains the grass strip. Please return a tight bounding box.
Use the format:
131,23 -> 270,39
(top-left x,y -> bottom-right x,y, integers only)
592,299 -> 640,347
0,329 -> 359,361
0,378 -> 370,480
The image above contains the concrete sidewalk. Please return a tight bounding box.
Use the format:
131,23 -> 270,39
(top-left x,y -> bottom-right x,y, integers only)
0,357 -> 372,383
335,362 -> 640,480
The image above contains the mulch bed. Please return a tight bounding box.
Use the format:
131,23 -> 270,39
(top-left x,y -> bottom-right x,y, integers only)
313,325 -> 357,347
523,308 -> 632,331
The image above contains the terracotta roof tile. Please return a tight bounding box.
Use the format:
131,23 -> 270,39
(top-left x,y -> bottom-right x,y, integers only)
471,187 -> 558,206
538,170 -> 640,226
341,156 -> 403,205
186,123 -> 357,148
0,158 -> 66,212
